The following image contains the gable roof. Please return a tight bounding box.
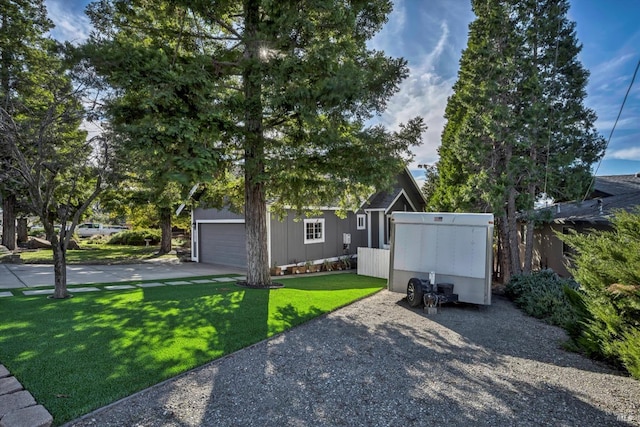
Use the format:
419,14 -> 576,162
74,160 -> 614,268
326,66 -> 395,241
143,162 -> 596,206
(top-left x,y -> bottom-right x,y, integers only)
192,167 -> 428,214
591,173 -> 640,197
544,174 -> 640,224
366,185 -> 402,210
363,168 -> 427,212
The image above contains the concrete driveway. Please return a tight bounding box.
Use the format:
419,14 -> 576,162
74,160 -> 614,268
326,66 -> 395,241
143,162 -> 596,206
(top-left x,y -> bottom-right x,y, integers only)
0,260 -> 244,290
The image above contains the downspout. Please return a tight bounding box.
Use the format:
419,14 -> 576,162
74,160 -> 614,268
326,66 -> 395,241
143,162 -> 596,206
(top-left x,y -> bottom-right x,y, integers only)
191,209 -> 197,262
266,208 -> 272,267
366,210 -> 372,248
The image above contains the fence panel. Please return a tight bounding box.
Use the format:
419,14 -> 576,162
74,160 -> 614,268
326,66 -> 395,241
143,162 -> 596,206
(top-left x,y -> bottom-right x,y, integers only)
357,247 -> 390,279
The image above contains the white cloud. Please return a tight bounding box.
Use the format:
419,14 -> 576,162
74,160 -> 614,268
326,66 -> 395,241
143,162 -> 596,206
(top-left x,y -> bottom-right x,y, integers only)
608,146 -> 640,161
368,1 -> 475,171
589,53 -> 636,83
370,0 -> 407,55
377,20 -> 457,168
595,117 -> 639,134
45,0 -> 91,44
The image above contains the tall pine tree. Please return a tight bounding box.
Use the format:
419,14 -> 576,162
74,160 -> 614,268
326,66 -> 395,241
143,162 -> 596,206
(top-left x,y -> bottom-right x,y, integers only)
0,0 -> 52,250
84,1 -> 231,255
431,0 -> 605,281
85,0 -> 424,287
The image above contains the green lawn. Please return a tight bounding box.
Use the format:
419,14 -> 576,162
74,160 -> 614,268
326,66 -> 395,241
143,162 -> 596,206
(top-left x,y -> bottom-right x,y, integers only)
18,244 -> 171,264
0,274 -> 385,425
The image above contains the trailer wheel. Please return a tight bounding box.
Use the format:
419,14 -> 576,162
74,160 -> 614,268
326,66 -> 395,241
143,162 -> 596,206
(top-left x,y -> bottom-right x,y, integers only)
406,278 -> 424,307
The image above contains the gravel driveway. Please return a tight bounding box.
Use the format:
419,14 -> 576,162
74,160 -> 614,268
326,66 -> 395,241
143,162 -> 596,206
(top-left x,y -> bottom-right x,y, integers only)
66,290 -> 640,427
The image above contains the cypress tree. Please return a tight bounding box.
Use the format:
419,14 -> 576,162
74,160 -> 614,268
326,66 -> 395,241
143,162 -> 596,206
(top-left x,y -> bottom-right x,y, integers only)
431,0 -> 605,281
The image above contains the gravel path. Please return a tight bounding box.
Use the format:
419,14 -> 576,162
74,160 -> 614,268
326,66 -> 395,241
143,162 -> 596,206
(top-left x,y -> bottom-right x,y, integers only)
66,290 -> 640,427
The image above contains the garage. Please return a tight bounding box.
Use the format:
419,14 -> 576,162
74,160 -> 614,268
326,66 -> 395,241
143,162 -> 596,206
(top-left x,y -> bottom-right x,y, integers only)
198,222 -> 247,268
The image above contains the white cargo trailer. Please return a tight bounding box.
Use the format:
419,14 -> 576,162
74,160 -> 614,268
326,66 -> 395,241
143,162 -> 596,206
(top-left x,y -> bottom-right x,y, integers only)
388,212 -> 494,306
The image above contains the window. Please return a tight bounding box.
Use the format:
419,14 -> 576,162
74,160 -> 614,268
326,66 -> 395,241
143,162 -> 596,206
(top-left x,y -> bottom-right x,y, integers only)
357,214 -> 366,230
304,218 -> 325,244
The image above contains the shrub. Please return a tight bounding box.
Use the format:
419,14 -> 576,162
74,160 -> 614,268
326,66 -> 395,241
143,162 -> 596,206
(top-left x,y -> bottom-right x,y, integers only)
560,209 -> 640,379
83,235 -> 110,245
505,269 -> 581,331
107,229 -> 161,246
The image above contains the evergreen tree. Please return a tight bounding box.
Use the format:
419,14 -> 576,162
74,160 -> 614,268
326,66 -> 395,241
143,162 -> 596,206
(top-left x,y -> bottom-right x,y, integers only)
85,0 -> 424,287
560,209 -> 640,379
431,0 -> 605,281
0,0 -> 52,249
419,164 -> 439,211
83,1 -> 231,255
514,0 -> 604,271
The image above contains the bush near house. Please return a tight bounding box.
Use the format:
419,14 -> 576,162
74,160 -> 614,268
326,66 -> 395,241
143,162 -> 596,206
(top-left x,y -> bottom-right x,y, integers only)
508,210 -> 640,379
107,229 -> 161,246
560,209 -> 640,379
505,269 -> 581,332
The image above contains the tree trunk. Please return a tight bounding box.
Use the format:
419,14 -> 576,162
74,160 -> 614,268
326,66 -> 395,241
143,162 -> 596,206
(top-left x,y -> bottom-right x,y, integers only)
1,12 -> 15,251
523,218 -> 535,273
492,224 -> 500,282
17,217 -> 28,244
497,215 -> 512,284
158,206 -> 172,255
2,194 -> 16,250
245,176 -> 270,286
242,0 -> 271,287
506,187 -> 522,278
493,219 -> 506,284
50,234 -> 69,299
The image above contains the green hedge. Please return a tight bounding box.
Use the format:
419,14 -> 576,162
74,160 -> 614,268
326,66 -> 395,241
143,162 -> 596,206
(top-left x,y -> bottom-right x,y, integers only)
107,229 -> 161,246
505,269 -> 581,333
560,209 -> 640,379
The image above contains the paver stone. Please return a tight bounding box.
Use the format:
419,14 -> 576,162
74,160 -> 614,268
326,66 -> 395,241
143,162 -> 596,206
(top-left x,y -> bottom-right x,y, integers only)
0,391 -> 36,418
0,378 -> 22,396
0,404 -> 52,427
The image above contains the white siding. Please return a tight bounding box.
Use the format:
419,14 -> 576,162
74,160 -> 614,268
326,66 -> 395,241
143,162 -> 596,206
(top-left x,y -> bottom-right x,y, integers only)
357,247 -> 389,279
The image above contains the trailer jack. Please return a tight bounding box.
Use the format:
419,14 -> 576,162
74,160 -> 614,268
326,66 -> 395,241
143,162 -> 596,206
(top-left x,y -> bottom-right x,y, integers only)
406,277 -> 458,310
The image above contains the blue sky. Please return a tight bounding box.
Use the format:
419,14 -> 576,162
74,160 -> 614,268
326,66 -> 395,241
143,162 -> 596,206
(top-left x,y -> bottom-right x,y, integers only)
45,0 -> 640,180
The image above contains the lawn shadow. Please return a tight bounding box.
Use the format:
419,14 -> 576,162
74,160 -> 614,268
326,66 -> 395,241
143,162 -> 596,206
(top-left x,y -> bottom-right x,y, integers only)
1,276 -> 378,425
0,282 -> 272,425
67,290 -> 637,426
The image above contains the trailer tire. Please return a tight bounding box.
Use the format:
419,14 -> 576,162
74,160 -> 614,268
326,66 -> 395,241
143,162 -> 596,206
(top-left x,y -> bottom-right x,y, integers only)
407,278 -> 424,307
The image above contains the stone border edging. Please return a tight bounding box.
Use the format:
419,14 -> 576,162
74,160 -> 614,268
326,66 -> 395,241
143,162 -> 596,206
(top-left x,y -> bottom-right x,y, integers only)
0,365 -> 53,427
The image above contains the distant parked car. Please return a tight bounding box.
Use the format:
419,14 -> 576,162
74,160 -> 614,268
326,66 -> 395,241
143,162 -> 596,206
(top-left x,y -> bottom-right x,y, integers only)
75,223 -> 129,237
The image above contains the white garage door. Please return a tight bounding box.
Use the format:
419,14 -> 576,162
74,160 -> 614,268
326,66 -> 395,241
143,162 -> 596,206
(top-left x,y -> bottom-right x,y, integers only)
198,223 -> 247,268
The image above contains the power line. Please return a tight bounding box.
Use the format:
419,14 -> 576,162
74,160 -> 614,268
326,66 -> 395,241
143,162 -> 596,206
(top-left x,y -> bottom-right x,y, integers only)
583,57 -> 640,201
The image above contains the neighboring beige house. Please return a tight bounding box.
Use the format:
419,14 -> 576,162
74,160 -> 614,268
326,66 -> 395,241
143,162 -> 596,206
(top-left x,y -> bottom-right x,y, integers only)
526,173 -> 640,277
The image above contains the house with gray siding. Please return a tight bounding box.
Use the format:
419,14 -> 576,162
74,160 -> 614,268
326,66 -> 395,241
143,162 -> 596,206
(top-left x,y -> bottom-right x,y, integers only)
524,173 -> 640,277
190,168 -> 426,270
361,167 -> 426,249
